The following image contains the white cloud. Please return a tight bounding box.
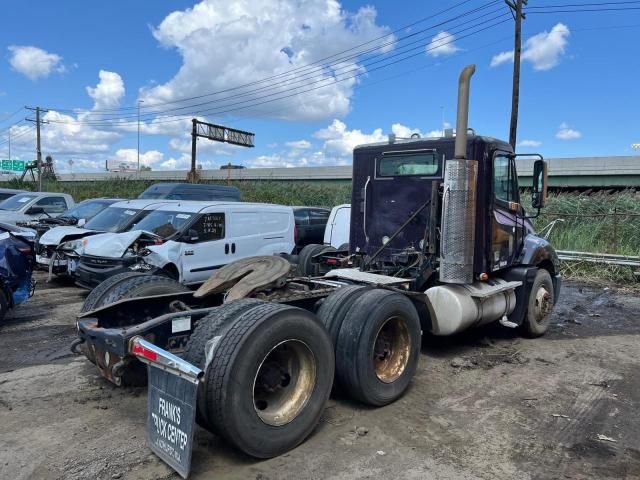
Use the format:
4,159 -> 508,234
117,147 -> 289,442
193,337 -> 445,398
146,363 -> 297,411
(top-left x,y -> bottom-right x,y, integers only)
7,45 -> 65,81
518,139 -> 542,147
426,31 -> 460,57
141,0 -> 393,121
86,71 -> 125,111
556,122 -> 581,140
246,154 -> 298,168
491,23 -> 570,71
313,119 -> 386,158
111,148 -> 164,168
285,140 -> 311,149
490,51 -> 513,68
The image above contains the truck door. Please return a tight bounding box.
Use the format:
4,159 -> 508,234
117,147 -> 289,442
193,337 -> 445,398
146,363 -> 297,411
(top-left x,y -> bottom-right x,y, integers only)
364,149 -> 441,251
490,152 -> 526,271
180,212 -> 226,284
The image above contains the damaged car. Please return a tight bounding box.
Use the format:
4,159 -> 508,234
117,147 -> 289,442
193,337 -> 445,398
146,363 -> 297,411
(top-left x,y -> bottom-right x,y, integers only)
74,201 -> 295,289
0,222 -> 36,321
24,197 -> 124,237
36,199 -> 179,276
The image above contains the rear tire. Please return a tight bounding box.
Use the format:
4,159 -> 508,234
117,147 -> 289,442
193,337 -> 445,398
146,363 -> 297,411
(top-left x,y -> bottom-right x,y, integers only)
316,285 -> 370,347
96,274 -> 189,308
81,275 -> 189,385
183,299 -> 265,430
520,269 -> 554,338
80,272 -> 146,313
0,288 -> 9,323
202,302 -> 334,458
297,244 -> 334,276
336,289 -> 421,406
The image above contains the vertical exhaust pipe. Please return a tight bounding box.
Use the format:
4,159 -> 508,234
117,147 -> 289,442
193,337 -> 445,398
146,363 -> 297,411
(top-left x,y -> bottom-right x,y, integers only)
454,64 -> 476,159
440,65 -> 478,285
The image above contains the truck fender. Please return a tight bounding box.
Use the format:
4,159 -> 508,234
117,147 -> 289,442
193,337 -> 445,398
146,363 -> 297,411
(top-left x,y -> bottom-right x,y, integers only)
518,234 -> 561,274
518,234 -> 562,304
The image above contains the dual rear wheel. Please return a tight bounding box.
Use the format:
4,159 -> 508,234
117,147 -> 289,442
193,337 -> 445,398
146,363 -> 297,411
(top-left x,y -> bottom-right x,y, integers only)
182,286 -> 421,458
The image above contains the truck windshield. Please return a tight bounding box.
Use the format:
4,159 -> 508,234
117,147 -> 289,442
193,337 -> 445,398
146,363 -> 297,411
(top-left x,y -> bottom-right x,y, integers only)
378,152 -> 439,177
84,207 -> 144,233
0,194 -> 37,211
130,210 -> 193,238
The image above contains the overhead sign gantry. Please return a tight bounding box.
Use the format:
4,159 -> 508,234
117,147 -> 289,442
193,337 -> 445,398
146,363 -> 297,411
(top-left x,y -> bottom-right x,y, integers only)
189,119 -> 255,182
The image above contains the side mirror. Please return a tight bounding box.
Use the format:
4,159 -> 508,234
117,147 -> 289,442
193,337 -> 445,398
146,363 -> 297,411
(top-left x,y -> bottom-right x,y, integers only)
185,229 -> 199,242
27,206 -> 45,215
531,159 -> 548,209
77,218 -> 86,227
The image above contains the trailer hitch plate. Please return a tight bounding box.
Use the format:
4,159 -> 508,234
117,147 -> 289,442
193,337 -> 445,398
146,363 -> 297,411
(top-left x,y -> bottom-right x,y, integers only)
194,255 -> 291,301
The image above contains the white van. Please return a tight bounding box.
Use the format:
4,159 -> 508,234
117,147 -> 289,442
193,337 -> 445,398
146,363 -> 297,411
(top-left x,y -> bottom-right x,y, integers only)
36,199 -> 180,274
323,204 -> 351,249
74,201 -> 295,288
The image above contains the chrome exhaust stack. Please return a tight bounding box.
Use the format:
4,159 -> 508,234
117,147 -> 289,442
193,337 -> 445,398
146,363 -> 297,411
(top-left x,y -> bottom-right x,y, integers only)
439,65 -> 478,285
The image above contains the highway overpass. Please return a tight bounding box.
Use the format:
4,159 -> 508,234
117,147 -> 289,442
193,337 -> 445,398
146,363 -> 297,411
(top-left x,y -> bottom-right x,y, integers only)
52,156 -> 640,189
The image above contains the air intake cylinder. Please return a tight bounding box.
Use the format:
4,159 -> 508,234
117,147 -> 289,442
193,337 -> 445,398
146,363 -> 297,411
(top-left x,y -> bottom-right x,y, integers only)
439,159 -> 477,284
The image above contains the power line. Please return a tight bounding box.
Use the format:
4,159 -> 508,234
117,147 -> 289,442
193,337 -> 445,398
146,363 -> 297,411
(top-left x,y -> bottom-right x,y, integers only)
45,12 -> 511,127
526,6 -> 640,12
527,0 -> 640,7
0,107 -> 25,127
0,125 -> 35,147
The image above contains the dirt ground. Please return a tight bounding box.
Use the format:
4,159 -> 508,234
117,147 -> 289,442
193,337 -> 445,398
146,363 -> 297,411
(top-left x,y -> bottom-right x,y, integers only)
1,272 -> 639,480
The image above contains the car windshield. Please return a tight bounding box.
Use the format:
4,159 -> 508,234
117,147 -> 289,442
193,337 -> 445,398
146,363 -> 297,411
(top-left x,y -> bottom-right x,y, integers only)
84,207 -> 144,233
61,200 -> 112,220
129,210 -> 193,238
0,194 -> 37,211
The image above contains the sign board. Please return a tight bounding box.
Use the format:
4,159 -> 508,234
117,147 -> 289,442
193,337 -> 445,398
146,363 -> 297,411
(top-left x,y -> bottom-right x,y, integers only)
147,365 -> 198,479
0,160 -> 26,172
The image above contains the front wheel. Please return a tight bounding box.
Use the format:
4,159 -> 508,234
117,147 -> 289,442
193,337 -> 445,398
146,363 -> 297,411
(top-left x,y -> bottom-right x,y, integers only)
520,269 -> 555,338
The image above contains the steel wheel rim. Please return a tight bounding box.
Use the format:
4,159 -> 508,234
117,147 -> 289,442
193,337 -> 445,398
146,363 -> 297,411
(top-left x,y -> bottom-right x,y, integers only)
252,339 -> 316,426
534,286 -> 552,323
373,315 -> 411,384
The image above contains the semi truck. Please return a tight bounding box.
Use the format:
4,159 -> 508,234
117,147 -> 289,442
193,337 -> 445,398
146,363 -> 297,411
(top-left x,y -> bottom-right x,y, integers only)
73,65 -> 560,477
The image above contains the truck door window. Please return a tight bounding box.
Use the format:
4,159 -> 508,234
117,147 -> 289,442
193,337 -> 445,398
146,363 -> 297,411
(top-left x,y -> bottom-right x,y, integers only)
191,213 -> 225,242
377,152 -> 439,177
35,196 -> 67,214
493,154 -> 518,203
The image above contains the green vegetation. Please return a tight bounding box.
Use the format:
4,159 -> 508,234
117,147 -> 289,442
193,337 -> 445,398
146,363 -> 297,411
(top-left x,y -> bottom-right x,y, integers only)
3,177 -> 352,207
4,178 -> 638,282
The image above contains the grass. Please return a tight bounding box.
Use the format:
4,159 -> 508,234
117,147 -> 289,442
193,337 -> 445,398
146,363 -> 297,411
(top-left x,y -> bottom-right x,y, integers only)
4,178 -> 638,282
3,177 -> 352,207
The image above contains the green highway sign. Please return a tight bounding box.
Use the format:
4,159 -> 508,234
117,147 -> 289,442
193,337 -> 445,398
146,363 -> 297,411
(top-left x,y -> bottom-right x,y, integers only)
0,160 -> 26,172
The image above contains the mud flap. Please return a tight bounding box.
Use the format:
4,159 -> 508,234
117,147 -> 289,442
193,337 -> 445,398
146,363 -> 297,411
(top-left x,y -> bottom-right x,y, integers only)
147,365 -> 198,479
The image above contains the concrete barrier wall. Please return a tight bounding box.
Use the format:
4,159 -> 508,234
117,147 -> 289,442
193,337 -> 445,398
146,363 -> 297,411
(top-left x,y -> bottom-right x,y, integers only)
50,156 -> 640,184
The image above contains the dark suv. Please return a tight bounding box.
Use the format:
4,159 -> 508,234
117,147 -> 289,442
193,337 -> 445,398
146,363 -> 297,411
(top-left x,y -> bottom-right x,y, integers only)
293,207 -> 330,252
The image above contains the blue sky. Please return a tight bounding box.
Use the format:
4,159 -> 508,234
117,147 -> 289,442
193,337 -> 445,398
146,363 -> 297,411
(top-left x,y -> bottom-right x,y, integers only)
0,1 -> 638,172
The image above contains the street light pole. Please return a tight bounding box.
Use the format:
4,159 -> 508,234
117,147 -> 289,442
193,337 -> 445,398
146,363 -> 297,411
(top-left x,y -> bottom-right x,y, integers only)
137,100 -> 144,173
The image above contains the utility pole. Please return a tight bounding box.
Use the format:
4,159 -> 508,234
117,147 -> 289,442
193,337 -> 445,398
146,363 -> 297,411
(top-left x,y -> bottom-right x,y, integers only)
26,106 -> 48,191
7,128 -> 10,160
505,0 -> 526,150
137,100 -> 144,173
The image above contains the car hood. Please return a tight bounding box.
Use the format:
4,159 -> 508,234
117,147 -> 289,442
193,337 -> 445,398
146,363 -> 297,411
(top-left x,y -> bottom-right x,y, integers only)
83,230 -> 160,258
39,226 -> 96,246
